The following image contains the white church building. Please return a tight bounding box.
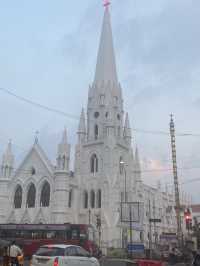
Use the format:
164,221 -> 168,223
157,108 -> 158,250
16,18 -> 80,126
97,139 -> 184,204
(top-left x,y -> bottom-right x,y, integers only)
0,5 -> 178,248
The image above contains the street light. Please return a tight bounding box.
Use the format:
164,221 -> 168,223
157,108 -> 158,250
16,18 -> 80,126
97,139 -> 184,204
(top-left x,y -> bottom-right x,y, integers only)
120,160 -> 127,202
120,160 -> 133,259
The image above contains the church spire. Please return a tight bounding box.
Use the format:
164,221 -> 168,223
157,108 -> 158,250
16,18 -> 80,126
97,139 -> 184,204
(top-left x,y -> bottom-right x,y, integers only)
56,128 -> 70,171
62,127 -> 67,144
77,108 -> 86,143
123,113 -> 132,144
94,3 -> 118,86
1,140 -> 14,178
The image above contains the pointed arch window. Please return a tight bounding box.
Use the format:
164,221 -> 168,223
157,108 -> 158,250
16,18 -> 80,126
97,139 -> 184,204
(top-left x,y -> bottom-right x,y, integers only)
68,189 -> 73,208
57,155 -> 61,169
97,189 -> 102,209
83,191 -> 88,209
62,155 -> 66,170
99,94 -> 105,105
4,165 -> 9,177
94,125 -> 99,140
26,183 -> 36,208
114,96 -> 118,106
40,182 -> 50,207
14,185 -> 22,209
90,190 -> 95,209
90,154 -> 98,173
117,126 -> 121,137
31,167 -> 36,175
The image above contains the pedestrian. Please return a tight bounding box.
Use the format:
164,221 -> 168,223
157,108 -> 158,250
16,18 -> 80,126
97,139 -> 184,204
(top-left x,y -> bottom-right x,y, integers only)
192,253 -> 200,266
169,247 -> 177,265
2,246 -> 9,266
9,241 -> 22,266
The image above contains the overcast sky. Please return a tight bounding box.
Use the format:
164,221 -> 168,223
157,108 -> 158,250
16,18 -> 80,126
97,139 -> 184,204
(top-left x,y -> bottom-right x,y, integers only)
0,0 -> 200,202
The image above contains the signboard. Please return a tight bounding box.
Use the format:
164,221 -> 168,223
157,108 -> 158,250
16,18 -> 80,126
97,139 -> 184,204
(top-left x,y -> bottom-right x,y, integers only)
160,233 -> 177,241
121,202 -> 142,223
127,243 -> 145,253
149,218 -> 161,223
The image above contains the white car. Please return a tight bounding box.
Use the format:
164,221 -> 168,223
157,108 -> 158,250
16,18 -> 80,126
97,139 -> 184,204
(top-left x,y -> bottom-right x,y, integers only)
31,244 -> 100,266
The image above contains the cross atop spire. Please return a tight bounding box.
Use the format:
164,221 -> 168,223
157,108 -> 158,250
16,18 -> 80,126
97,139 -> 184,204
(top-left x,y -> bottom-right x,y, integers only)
94,1 -> 118,86
103,0 -> 110,9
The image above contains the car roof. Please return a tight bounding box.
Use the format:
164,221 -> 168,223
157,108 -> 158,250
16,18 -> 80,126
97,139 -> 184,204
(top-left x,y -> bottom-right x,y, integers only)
41,244 -> 81,249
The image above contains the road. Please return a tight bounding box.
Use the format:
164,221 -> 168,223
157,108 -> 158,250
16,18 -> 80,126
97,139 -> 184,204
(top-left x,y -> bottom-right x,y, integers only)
100,258 -> 138,266
100,259 -> 188,266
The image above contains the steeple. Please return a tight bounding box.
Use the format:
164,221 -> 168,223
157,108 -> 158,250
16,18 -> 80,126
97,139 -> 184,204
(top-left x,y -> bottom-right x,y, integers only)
94,5 -> 118,86
57,128 -> 70,171
1,140 -> 14,178
77,108 -> 86,143
87,5 -> 124,142
123,113 -> 132,144
62,128 -> 67,144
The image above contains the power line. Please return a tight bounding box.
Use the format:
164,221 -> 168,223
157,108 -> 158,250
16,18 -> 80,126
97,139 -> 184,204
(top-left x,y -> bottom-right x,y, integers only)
136,165 -> 200,174
166,177 -> 200,188
1,86 -> 200,137
0,87 -> 79,121
181,177 -> 200,185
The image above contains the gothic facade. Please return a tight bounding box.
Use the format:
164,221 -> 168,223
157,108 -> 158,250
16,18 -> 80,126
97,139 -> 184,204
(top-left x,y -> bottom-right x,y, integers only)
0,6 -> 177,248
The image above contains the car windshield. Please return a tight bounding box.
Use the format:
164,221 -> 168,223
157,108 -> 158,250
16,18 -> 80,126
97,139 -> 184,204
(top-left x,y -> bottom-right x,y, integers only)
35,247 -> 64,257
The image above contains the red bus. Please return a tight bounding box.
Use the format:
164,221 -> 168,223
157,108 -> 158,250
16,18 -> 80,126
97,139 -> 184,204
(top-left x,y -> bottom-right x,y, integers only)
0,224 -> 98,258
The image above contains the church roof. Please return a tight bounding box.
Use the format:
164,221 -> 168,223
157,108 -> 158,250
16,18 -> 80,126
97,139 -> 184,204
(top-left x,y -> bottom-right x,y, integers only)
94,7 -> 118,86
14,141 -> 54,178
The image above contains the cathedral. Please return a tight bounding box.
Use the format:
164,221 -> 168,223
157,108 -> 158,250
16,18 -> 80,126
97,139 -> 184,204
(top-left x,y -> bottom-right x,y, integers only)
0,5 -> 178,249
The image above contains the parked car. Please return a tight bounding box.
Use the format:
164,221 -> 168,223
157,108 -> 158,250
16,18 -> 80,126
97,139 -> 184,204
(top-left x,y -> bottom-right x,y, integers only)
31,244 -> 100,266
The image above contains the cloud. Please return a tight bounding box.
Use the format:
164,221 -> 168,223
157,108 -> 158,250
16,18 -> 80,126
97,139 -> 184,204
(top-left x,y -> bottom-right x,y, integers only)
0,0 -> 200,201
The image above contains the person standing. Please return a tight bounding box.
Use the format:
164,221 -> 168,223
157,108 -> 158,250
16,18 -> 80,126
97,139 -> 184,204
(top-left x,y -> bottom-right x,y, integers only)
9,241 -> 22,266
3,246 -> 10,266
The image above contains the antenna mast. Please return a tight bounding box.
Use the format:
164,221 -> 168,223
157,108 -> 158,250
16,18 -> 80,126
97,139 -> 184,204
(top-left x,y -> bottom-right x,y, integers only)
170,115 -> 182,247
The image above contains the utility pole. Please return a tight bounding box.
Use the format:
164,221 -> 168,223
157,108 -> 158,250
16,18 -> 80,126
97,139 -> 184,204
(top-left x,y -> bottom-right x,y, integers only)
170,114 -> 182,248
153,199 -> 157,247
120,161 -> 128,249
129,205 -> 133,259
149,200 -> 152,258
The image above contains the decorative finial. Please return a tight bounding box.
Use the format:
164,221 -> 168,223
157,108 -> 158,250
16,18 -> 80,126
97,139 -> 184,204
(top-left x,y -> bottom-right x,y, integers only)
103,0 -> 111,9
34,130 -> 39,144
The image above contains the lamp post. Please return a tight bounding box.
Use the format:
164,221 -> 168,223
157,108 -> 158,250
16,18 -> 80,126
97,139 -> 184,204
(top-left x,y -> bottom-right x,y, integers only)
120,161 -> 127,202
120,161 -> 133,259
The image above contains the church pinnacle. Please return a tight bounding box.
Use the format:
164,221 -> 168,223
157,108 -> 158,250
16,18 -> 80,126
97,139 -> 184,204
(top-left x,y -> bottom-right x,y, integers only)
94,1 -> 118,86
123,113 -> 132,142
56,128 -> 70,171
77,108 -> 86,143
1,140 -> 14,178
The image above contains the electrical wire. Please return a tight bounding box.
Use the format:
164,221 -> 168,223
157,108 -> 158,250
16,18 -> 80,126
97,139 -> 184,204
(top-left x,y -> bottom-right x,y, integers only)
1,86 -> 200,137
0,87 -> 79,121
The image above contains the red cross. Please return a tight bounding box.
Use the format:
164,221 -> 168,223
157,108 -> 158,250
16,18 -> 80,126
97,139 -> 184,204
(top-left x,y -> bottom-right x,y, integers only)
103,0 -> 111,8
